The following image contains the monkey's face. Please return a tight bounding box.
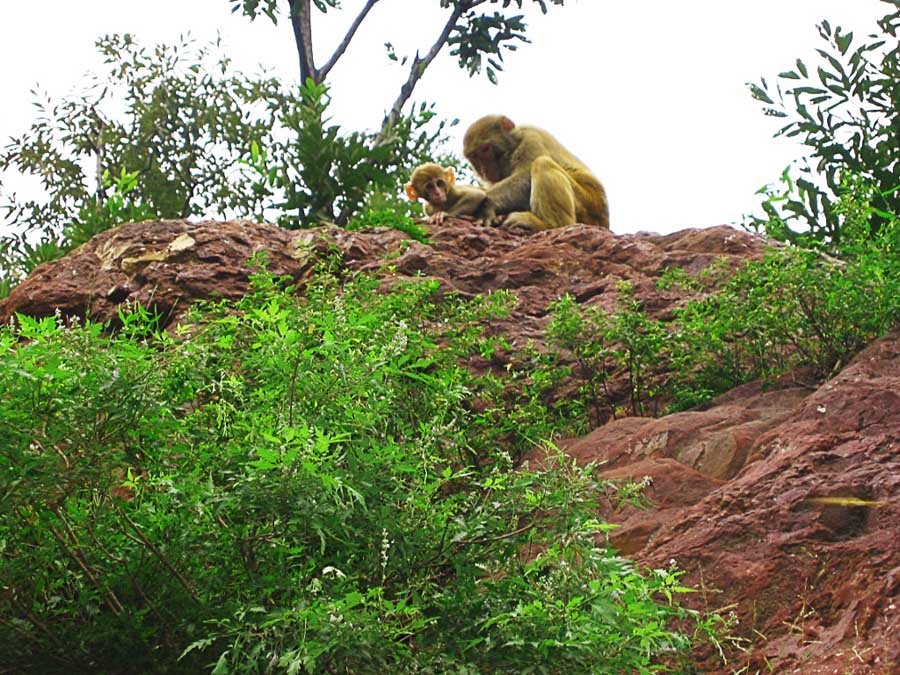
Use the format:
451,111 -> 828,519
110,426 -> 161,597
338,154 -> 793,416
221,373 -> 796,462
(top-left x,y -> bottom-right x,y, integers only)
406,164 -> 454,206
463,115 -> 516,184
467,144 -> 502,183
421,178 -> 449,207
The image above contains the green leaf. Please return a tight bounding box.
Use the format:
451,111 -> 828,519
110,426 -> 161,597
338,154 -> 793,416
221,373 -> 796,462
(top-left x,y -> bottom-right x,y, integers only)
748,83 -> 774,104
834,30 -> 853,55
211,651 -> 230,675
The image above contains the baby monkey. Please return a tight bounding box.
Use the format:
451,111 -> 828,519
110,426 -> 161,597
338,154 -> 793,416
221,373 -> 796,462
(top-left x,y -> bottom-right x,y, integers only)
405,163 -> 486,224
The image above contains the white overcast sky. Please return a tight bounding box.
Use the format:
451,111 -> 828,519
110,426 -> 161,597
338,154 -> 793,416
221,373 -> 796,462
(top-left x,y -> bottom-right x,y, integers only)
0,0 -> 890,236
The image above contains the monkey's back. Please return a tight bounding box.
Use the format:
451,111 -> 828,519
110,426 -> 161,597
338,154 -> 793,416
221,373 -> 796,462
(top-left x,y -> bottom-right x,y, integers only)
513,125 -> 593,174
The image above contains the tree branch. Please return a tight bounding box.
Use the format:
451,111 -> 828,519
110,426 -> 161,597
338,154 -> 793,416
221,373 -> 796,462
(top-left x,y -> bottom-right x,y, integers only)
112,500 -> 201,603
287,0 -> 318,83
50,513 -> 125,616
455,521 -> 534,546
378,0 -> 487,139
318,0 -> 381,82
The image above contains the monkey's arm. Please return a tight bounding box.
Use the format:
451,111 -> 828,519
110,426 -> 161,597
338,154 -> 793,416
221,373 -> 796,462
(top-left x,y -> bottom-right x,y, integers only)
445,186 -> 487,218
477,170 -> 532,226
479,131 -> 551,224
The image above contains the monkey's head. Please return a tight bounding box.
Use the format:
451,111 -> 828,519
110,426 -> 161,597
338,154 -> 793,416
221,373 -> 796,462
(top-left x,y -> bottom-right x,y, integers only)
405,163 -> 455,208
463,115 -> 517,184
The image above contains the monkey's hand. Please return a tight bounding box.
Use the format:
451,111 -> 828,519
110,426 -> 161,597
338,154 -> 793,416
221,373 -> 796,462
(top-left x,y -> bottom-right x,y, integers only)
427,212 -> 447,226
475,200 -> 504,227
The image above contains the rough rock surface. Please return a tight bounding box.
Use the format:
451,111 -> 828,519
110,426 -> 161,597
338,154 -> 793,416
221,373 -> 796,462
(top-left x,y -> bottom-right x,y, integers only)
0,218 -> 762,332
0,219 -> 411,327
2,217 -> 897,673
631,331 -> 900,674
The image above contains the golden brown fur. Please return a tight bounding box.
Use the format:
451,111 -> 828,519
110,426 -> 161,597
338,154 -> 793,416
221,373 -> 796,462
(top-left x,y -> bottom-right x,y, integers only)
463,115 -> 609,230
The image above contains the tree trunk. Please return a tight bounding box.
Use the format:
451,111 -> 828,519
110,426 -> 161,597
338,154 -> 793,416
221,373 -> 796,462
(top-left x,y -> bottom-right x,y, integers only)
287,0 -> 318,83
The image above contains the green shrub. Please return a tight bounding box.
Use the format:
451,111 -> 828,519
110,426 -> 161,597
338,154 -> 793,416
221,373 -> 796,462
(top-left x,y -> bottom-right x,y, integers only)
545,294 -> 615,428
747,7 -> 899,247
0,271 -> 703,673
671,240 -> 900,409
543,197 -> 899,418
544,285 -> 671,426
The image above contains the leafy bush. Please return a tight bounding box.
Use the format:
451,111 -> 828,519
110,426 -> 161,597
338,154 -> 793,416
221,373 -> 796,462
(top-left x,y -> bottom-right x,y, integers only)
670,239 -> 900,409
545,294 -> 615,428
747,6 -> 899,247
2,36 -> 267,234
0,270 -> 704,673
544,285 -> 671,427
541,186 -> 899,420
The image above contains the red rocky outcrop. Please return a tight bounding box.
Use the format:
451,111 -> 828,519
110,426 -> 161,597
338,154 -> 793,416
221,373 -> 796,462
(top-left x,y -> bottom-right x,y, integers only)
0,218 -> 762,331
628,330 -> 900,674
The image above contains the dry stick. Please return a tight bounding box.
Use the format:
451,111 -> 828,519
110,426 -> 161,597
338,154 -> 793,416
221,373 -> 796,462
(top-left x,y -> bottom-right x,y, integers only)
112,500 -> 201,603
50,441 -> 71,469
456,521 -> 534,546
127,570 -> 173,628
3,605 -> 67,655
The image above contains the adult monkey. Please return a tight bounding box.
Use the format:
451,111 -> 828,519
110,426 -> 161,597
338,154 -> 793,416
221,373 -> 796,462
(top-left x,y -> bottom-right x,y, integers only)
463,115 -> 609,230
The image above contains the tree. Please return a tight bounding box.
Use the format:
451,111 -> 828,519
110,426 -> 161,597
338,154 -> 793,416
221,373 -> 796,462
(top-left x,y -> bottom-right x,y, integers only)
747,5 -> 899,247
0,35 -> 442,290
231,0 -> 566,135
1,36 -> 278,232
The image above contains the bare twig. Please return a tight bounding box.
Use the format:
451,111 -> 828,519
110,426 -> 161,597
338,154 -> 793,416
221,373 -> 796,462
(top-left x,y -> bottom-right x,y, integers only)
49,514 -> 125,615
318,0 -> 381,82
378,0 -> 488,140
456,521 -> 534,545
112,500 -> 201,603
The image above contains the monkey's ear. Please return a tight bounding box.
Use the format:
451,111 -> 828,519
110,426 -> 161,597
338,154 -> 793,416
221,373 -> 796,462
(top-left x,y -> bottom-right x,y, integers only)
404,184 -> 419,201
445,167 -> 456,186
500,116 -> 515,132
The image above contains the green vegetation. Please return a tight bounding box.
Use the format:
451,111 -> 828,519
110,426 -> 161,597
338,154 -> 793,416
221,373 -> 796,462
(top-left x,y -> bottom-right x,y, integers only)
671,235 -> 899,403
533,199 -> 900,423
3,228 -> 896,672
544,285 -> 671,425
748,7 -> 899,248
1,268 -> 716,673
